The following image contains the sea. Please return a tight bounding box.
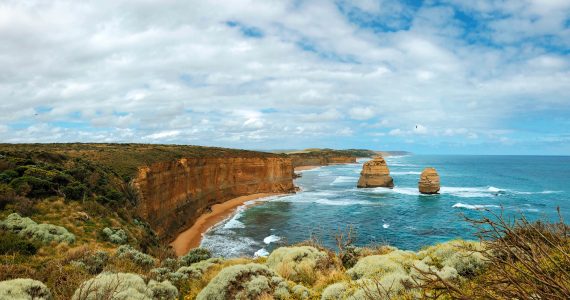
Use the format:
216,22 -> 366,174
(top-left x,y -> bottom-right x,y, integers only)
200,155 -> 570,258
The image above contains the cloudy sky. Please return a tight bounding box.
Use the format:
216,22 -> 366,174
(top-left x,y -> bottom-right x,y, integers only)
1,0 -> 569,154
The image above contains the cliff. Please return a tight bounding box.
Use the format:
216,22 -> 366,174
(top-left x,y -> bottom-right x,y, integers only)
133,157 -> 295,242
286,149 -> 376,168
357,157 -> 394,188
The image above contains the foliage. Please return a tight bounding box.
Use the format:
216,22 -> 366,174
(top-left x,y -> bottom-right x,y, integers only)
102,227 -> 128,244
71,272 -> 151,300
0,278 -> 53,300
196,263 -> 290,300
179,247 -> 212,266
266,246 -> 330,284
71,250 -> 110,274
115,245 -> 156,268
0,229 -> 39,255
0,213 -> 75,244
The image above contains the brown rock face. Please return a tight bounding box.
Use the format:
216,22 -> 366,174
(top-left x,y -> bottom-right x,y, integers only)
134,157 -> 295,242
291,156 -> 356,168
357,157 -> 394,188
418,167 -> 440,194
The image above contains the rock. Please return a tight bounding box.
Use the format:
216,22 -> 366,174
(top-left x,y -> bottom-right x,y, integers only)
357,157 -> 394,188
419,168 -> 440,194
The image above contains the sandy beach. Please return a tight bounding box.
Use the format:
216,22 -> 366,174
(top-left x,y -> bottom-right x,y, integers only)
171,193 -> 281,256
294,165 -> 320,171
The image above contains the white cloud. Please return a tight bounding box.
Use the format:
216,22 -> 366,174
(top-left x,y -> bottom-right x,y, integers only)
348,107 -> 375,120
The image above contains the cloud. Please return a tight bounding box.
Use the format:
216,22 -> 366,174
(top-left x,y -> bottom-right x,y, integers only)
0,0 -> 568,153
348,107 -> 375,120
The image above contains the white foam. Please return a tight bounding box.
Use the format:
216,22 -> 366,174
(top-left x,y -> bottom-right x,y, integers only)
391,171 -> 421,175
452,203 -> 500,210
383,223 -> 390,229
254,248 -> 270,257
392,187 -> 421,196
440,187 -> 496,198
314,198 -> 375,206
511,190 -> 562,195
223,218 -> 245,229
263,235 -> 281,245
330,176 -> 358,185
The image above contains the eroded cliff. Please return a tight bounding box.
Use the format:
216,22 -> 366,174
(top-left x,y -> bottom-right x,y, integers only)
134,157 -> 295,242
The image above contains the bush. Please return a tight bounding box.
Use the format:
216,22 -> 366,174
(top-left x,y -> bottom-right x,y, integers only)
72,272 -> 148,300
176,258 -> 223,279
71,250 -> 110,274
179,247 -> 211,266
416,240 -> 486,278
102,227 -> 128,244
321,282 -> 350,300
0,278 -> 53,300
0,213 -> 75,244
196,263 -> 290,300
10,176 -> 54,198
148,280 -> 178,300
115,245 -> 156,268
63,182 -> 88,201
346,250 -> 416,280
0,230 -> 39,255
266,246 -> 331,284
0,183 -> 16,209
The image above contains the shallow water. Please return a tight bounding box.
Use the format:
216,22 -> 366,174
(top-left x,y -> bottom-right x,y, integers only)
201,155 -> 570,257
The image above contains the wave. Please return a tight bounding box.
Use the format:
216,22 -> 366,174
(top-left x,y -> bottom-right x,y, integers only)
330,176 -> 358,185
383,223 -> 390,229
263,235 -> 281,245
254,248 -> 270,257
314,198 -> 376,206
391,171 -> 421,175
511,190 -> 562,195
452,203 -> 500,210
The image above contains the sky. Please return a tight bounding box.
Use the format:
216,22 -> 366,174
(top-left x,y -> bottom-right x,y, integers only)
0,0 -> 569,155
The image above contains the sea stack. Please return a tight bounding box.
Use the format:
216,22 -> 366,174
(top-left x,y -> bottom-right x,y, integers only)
418,167 -> 440,194
357,156 -> 394,188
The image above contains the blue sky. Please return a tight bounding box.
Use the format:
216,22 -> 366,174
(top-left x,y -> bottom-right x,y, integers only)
0,0 -> 569,154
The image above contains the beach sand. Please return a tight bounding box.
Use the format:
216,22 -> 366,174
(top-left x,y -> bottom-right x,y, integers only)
171,193 -> 280,256
294,165 -> 320,171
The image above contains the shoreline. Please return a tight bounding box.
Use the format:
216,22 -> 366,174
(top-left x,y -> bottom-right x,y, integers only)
294,165 -> 321,171
170,193 -> 281,256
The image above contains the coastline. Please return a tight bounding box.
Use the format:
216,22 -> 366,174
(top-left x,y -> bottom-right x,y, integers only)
170,193 -> 281,256
294,165 -> 320,171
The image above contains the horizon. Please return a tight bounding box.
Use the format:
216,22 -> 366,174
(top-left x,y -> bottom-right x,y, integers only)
1,1 -> 569,155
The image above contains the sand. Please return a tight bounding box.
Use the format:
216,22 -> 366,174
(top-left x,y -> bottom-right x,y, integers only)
294,165 -> 320,171
171,193 -> 281,256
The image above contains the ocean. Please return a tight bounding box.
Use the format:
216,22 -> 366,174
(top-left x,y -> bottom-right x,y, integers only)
200,155 -> 570,257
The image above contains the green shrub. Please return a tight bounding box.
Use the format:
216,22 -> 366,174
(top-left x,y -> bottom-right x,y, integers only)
417,240 -> 487,278
266,246 -> 329,283
115,245 -> 156,268
71,250 -> 109,274
63,182 -> 88,201
0,278 -> 53,300
347,250 -> 416,280
102,227 -> 128,244
10,176 -> 54,198
176,258 -> 223,279
179,247 -> 211,266
196,263 -> 290,300
0,230 -> 39,255
0,213 -> 75,244
148,280 -> 178,300
321,282 -> 350,300
72,272 -> 149,300
0,170 -> 18,183
0,183 -> 16,209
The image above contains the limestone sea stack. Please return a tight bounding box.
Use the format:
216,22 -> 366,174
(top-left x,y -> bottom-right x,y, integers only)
418,167 -> 440,194
357,157 -> 394,188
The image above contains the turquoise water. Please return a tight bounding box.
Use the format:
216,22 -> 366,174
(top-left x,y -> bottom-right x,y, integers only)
201,155 -> 570,257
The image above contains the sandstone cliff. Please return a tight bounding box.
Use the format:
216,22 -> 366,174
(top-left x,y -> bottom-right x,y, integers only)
419,167 -> 440,194
133,157 -> 295,242
357,157 -> 394,188
291,155 -> 356,168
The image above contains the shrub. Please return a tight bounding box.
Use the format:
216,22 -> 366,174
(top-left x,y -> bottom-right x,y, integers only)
102,227 -> 128,244
179,247 -> 211,266
115,245 -> 156,268
292,284 -> 312,299
176,258 -> 223,279
266,246 -> 330,284
417,240 -> 487,278
196,263 -> 290,300
71,250 -> 110,274
10,176 -> 54,198
347,250 -> 416,280
63,182 -> 88,201
148,280 -> 178,300
0,170 -> 18,183
321,282 -> 350,300
0,278 -> 53,300
72,272 -> 151,300
0,230 -> 39,255
0,213 -> 75,244
0,182 -> 16,209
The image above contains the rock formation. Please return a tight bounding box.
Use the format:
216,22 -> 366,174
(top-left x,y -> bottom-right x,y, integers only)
418,167 -> 440,194
134,157 -> 295,242
357,157 -> 394,188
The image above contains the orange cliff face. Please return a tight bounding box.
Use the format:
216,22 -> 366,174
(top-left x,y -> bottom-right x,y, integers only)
133,157 -> 295,242
291,155 -> 356,167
